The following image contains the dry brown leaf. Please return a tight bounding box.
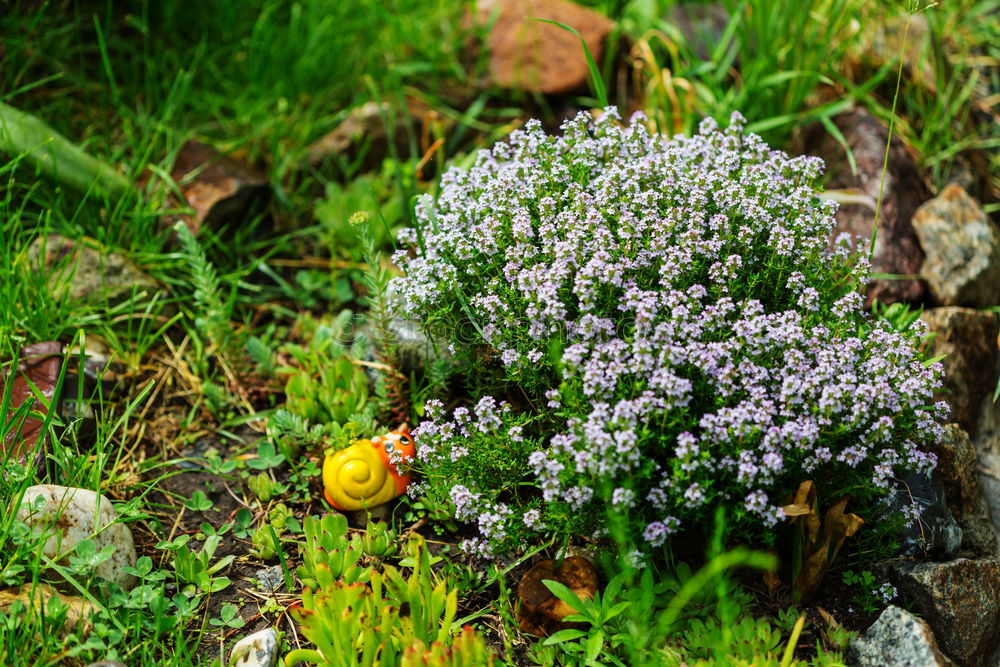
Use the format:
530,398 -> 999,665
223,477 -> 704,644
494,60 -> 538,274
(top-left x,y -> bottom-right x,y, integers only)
816,606 -> 842,632
790,491 -> 865,601
763,570 -> 782,598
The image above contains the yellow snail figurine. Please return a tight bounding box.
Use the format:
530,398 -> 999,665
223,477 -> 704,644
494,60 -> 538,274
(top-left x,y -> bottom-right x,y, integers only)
322,425 -> 415,511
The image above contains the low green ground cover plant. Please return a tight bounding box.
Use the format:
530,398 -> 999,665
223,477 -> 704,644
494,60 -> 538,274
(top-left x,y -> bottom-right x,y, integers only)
286,533 -> 494,667
394,109 -> 946,558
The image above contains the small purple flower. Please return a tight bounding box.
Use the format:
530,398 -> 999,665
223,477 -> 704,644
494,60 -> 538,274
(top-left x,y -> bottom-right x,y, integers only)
450,485 -> 481,521
611,487 -> 635,509
523,509 -> 545,530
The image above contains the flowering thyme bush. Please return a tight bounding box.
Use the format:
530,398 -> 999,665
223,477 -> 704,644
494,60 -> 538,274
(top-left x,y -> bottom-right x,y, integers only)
392,110 -> 946,557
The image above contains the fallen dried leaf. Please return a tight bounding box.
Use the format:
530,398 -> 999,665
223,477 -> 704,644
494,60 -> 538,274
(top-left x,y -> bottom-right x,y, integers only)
785,482 -> 865,601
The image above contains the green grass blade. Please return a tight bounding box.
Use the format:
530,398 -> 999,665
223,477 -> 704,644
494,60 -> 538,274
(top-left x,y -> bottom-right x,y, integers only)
530,18 -> 609,107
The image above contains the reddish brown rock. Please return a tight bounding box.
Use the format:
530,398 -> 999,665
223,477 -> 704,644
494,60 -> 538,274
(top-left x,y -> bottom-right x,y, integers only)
808,108 -> 930,305
2,342 -> 63,473
475,0 -> 615,96
517,556 -> 598,637
170,141 -> 270,236
919,307 -> 999,437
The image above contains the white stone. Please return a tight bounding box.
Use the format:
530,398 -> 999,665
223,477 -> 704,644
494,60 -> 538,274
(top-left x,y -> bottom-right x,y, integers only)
230,627 -> 278,667
16,484 -> 137,591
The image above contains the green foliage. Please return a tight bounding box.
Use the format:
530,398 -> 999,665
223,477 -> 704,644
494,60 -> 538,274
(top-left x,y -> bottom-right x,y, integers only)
1,0 -> 989,664
400,626 -> 496,667
285,535 -> 493,667
315,171 -> 404,260
279,311 -> 371,426
842,569 -> 897,615
296,514 -> 370,589
209,603 -> 245,629
172,220 -> 233,362
530,555 -> 847,667
248,335 -> 277,375
296,514 -> 401,590
357,520 -> 399,560
892,1 -> 1000,190
628,0 -> 863,146
267,411 -> 371,463
525,510 -> 849,666
248,473 -> 279,503
163,533 -> 234,596
669,613 -> 847,666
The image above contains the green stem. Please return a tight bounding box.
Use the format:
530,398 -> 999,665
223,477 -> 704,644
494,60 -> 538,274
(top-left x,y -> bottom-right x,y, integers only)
869,13 -> 913,264
0,101 -> 132,199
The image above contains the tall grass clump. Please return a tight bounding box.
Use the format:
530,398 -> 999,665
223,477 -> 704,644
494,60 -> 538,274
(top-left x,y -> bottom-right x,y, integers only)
391,109 -> 946,558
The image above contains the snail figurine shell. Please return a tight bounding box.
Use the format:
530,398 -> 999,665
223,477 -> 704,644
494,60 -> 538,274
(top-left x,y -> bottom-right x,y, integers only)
322,425 -> 415,511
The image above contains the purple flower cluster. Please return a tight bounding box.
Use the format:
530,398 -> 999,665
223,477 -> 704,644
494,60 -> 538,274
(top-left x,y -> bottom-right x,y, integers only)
394,110 -> 946,554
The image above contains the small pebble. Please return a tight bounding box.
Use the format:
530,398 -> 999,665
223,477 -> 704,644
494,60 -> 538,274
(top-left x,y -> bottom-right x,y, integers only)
255,565 -> 284,593
230,628 -> 278,667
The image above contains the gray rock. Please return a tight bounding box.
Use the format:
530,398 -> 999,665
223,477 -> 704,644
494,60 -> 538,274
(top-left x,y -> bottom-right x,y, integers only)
980,450 -> 1000,541
879,558 -> 1000,666
928,425 -> 1000,557
27,234 -> 160,304
974,394 -> 1000,543
920,308 -> 999,438
889,471 -> 962,559
848,605 -> 952,666
666,3 -> 730,62
16,485 -> 138,591
230,627 -> 278,667
912,184 -> 1000,307
255,565 -> 284,593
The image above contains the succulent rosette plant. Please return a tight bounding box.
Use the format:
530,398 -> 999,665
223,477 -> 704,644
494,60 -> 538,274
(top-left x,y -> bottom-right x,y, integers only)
391,109 -> 946,557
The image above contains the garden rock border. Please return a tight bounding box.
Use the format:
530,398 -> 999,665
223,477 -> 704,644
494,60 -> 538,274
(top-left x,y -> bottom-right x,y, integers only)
877,557 -> 1000,666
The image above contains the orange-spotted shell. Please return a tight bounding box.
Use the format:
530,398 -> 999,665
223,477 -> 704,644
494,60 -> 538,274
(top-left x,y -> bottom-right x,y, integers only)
322,425 -> 415,511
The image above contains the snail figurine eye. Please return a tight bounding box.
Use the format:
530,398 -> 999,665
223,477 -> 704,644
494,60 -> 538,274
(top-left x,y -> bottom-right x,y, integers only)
399,435 -> 411,446
384,442 -> 394,452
